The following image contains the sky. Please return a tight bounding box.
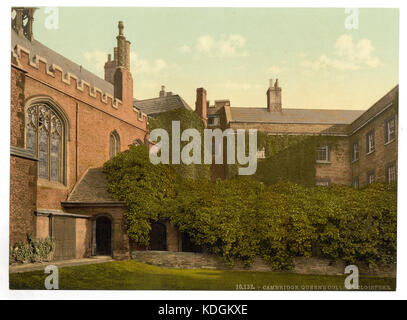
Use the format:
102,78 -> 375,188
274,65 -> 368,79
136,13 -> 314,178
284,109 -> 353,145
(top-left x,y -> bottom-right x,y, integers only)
32,7 -> 399,110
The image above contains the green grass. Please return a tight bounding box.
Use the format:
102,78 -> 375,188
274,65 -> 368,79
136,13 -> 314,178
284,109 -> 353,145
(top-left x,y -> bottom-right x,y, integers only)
9,260 -> 396,290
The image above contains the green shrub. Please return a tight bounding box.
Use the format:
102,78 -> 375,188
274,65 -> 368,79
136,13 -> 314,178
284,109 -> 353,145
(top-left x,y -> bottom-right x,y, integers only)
104,145 -> 397,270
10,234 -> 54,264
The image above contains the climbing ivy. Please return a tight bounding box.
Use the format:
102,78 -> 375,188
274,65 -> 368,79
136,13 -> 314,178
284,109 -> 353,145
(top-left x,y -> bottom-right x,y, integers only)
148,108 -> 211,180
227,132 -> 343,186
104,145 -> 397,270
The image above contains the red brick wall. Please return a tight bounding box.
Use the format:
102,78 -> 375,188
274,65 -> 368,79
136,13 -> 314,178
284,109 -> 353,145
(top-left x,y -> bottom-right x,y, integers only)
76,218 -> 91,258
11,67 -> 25,148
10,66 -> 37,244
16,51 -> 147,212
10,156 -> 37,244
64,206 -> 130,259
316,138 -> 352,185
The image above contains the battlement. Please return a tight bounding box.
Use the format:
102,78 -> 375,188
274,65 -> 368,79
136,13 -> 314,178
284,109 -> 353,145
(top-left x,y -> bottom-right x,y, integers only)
12,44 -> 148,124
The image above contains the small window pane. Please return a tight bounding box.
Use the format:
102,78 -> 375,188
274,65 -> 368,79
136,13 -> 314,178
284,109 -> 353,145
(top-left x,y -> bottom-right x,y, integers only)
50,133 -> 60,181
38,128 -> 49,179
26,125 -> 36,154
388,165 -> 396,184
316,145 -> 329,162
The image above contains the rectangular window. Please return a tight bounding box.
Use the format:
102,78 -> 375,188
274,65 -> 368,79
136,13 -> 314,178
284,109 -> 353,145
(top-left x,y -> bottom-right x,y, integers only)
316,145 -> 330,163
352,176 -> 359,189
366,130 -> 375,154
367,171 -> 375,184
316,179 -> 330,186
207,116 -> 220,126
257,147 -> 266,159
352,141 -> 359,162
385,116 -> 396,143
387,164 -> 396,184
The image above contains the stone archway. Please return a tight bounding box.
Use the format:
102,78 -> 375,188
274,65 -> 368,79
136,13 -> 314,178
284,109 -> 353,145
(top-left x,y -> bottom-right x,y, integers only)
149,222 -> 167,251
95,216 -> 112,255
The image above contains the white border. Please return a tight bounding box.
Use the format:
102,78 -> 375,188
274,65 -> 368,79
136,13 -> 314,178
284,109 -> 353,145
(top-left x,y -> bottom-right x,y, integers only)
1,0 -> 405,300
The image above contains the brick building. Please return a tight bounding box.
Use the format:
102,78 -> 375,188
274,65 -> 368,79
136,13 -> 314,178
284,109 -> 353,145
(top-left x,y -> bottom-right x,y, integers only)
9,8 -> 187,260
195,79 -> 398,186
10,8 -> 398,261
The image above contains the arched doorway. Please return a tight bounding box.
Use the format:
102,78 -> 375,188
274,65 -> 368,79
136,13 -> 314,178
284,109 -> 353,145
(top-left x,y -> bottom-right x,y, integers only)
181,232 -> 203,253
149,222 -> 167,251
96,216 -> 112,255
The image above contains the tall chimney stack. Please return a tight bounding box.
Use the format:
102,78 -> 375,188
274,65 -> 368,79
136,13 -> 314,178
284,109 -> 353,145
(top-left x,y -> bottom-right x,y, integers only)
195,88 -> 207,127
267,79 -> 282,112
112,21 -> 133,104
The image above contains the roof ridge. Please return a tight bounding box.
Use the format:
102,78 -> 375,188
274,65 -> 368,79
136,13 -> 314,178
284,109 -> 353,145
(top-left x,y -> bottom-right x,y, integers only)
134,94 -> 180,103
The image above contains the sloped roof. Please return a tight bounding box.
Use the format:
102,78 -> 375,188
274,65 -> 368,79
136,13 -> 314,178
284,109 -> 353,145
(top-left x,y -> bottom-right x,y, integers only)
134,94 -> 192,116
11,29 -> 114,95
66,168 -> 120,203
229,107 -> 365,125
348,85 -> 398,134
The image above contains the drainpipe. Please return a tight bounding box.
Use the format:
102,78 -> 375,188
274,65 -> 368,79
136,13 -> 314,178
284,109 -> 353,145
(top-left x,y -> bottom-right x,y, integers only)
75,102 -> 79,182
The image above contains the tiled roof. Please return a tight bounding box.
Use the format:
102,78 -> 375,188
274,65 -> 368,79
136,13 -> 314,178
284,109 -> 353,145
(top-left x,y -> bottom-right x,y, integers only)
229,107 -> 365,125
348,85 -> 398,134
11,29 -> 114,95
67,168 -> 118,203
134,95 -> 192,116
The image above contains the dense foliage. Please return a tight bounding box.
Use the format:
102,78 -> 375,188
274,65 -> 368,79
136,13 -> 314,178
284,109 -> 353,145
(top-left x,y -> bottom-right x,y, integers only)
228,133 -> 343,186
10,234 -> 54,264
104,145 -> 397,270
104,145 -> 178,246
148,107 -> 210,179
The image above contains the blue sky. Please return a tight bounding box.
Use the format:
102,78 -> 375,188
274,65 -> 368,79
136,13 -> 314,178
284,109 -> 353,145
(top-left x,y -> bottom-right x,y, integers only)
32,7 -> 399,110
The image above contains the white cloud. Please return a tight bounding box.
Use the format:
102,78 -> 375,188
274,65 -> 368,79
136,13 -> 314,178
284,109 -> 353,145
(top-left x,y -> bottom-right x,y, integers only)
130,52 -> 168,74
179,45 -> 191,54
225,81 -> 261,91
300,34 -> 381,71
83,50 -> 108,75
195,34 -> 248,57
268,65 -> 287,75
196,35 -> 216,54
219,34 -> 248,57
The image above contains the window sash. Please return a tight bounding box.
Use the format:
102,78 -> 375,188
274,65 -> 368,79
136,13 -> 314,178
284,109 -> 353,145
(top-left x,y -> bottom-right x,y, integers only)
316,145 -> 330,162
386,118 -> 396,143
387,165 -> 396,184
352,141 -> 359,161
26,104 -> 63,182
368,172 -> 375,184
366,131 -> 375,153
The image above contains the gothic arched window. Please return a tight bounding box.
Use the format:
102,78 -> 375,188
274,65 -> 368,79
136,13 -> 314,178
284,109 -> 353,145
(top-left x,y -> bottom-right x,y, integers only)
25,102 -> 65,183
110,131 -> 120,159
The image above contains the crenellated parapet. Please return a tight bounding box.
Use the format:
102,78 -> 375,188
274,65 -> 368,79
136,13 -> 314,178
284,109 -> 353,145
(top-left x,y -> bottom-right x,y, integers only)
11,44 -> 148,124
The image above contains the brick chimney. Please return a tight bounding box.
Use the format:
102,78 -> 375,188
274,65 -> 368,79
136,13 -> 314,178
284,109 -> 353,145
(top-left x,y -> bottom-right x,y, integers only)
267,79 -> 282,112
113,21 -> 133,104
159,85 -> 166,97
195,88 -> 207,127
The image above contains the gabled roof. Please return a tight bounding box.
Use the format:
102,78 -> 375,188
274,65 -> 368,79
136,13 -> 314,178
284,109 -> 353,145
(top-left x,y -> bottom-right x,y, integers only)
134,94 -> 192,116
229,107 -> 365,125
348,85 -> 398,134
66,168 -> 119,203
11,29 -> 114,95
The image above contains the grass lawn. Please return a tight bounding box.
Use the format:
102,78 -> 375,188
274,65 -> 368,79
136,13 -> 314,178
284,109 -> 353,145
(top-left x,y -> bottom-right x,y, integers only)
9,260 -> 396,290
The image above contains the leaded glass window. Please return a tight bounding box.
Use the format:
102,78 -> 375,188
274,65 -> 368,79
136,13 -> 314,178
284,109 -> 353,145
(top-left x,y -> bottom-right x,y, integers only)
109,131 -> 120,159
25,103 -> 64,182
